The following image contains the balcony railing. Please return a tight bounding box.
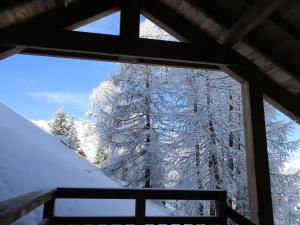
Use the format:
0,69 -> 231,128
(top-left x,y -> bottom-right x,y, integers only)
0,187 -> 255,225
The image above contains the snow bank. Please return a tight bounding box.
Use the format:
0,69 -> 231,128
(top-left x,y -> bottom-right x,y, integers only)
0,103 -> 167,225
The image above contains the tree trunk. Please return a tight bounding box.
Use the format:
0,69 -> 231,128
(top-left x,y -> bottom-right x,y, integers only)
144,68 -> 152,188
205,75 -> 220,216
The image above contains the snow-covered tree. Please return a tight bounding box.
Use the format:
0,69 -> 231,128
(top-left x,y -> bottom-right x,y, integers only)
49,107 -> 69,136
76,120 -> 101,161
49,107 -> 80,152
90,65 -> 168,188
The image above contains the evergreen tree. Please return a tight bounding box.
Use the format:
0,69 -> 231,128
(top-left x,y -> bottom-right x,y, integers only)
49,107 -> 80,152
49,106 -> 69,136
90,64 -> 167,188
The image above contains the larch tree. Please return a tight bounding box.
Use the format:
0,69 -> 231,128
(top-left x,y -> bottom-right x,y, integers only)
90,66 -> 167,188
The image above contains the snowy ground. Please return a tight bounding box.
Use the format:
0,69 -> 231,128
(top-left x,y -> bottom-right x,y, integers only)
0,102 -> 168,225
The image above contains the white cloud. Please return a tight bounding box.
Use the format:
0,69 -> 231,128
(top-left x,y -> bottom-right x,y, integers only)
29,91 -> 89,108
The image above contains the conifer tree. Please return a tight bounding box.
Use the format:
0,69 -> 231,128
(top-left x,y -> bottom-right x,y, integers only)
49,107 -> 80,152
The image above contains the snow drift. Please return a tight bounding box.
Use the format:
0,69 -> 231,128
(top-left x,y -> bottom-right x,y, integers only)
0,102 -> 167,225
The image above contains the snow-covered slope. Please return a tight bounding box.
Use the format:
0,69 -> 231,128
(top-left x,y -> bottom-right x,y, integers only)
0,102 -> 167,225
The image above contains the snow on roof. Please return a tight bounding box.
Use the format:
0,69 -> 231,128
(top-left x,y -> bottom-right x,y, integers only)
0,102 -> 168,225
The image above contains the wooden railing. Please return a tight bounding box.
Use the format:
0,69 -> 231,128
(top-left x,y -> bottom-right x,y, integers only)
0,187 -> 255,225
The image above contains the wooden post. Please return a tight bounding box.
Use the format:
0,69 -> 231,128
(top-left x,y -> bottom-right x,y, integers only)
135,196 -> 146,225
120,0 -> 140,41
216,192 -> 227,225
242,81 -> 274,225
43,198 -> 56,221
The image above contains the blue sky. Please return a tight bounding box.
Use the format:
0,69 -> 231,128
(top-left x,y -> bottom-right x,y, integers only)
0,12 -> 121,120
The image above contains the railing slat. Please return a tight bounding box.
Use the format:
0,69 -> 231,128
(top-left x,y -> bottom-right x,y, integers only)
135,197 -> 145,225
52,216 -> 222,224
0,188 -> 57,225
53,216 -> 137,224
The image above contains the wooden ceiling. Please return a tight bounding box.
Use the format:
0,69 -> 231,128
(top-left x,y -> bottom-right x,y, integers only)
0,0 -> 299,122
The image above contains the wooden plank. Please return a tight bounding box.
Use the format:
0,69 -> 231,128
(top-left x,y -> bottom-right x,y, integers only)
56,187 -> 227,200
145,216 -> 222,224
226,206 -> 256,225
0,0 -> 121,59
53,216 -> 137,224
0,46 -> 22,60
220,0 -> 286,45
21,48 -> 219,70
53,216 -> 222,224
241,81 -> 274,225
0,30 -> 247,66
0,0 -> 31,12
0,188 -> 57,225
120,0 -> 140,41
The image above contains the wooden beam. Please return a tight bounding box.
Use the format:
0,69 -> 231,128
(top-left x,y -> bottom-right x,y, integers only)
241,80 -> 274,225
0,30 -> 247,67
142,0 -> 300,123
0,188 -> 57,225
224,66 -> 300,124
140,0 -> 248,62
56,187 -> 226,200
0,0 -> 121,60
53,216 -> 222,224
219,0 -> 286,45
120,0 -> 140,41
0,0 -> 31,12
0,46 -> 22,60
21,48 -> 219,70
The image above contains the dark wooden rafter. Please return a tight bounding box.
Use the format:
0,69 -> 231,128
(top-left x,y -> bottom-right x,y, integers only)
21,48 -> 219,70
142,0 -> 300,123
0,30 -> 246,67
219,0 -> 287,45
0,0 -> 32,12
0,0 -> 121,60
120,0 -> 140,41
140,0 -> 248,64
188,0 -> 300,86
